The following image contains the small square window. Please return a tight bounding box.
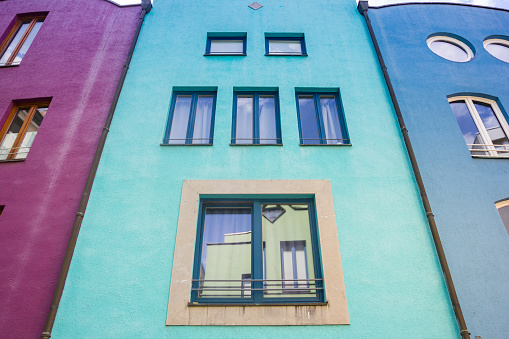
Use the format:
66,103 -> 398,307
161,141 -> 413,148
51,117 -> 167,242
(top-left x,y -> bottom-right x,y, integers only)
265,36 -> 306,56
232,91 -> 282,145
0,102 -> 50,160
0,14 -> 46,67
205,35 -> 246,56
162,91 -> 216,145
296,92 -> 350,145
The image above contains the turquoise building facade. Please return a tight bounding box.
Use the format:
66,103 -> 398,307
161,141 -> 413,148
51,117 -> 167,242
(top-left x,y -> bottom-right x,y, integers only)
53,0 -> 461,337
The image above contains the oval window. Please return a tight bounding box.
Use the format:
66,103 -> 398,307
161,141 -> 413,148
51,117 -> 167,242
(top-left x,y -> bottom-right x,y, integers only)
484,38 -> 509,63
427,36 -> 474,62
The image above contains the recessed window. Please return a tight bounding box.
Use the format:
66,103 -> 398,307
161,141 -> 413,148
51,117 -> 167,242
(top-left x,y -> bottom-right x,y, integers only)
205,35 -> 246,56
0,14 -> 45,66
495,199 -> 509,235
449,96 -> 509,157
296,92 -> 349,145
162,91 -> 216,145
232,91 -> 282,145
0,205 -> 4,216
427,35 -> 474,63
0,102 -> 50,160
484,37 -> 509,63
265,36 -> 306,56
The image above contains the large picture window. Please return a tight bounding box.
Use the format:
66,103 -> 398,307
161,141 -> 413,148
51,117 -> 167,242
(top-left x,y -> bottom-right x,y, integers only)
0,15 -> 45,66
449,96 -> 509,157
191,199 -> 323,304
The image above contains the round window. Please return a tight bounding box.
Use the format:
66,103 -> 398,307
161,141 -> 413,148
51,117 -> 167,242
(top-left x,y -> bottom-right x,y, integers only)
484,38 -> 509,63
427,35 -> 474,62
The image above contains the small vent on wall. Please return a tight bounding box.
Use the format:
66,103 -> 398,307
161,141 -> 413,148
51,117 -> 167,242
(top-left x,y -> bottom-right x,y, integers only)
249,2 -> 263,10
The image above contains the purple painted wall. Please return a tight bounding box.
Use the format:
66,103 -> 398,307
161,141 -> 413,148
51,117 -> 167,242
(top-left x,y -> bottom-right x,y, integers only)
0,0 -> 140,337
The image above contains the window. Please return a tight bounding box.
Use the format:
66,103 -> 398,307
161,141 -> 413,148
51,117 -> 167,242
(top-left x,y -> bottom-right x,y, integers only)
232,91 -> 282,145
162,91 -> 216,145
448,96 -> 509,157
0,205 -> 4,216
495,199 -> 509,235
205,34 -> 246,55
296,92 -> 349,145
484,37 -> 509,64
191,199 -> 323,304
265,35 -> 306,56
0,102 -> 49,160
0,15 -> 45,66
166,180 -> 349,326
427,34 -> 474,63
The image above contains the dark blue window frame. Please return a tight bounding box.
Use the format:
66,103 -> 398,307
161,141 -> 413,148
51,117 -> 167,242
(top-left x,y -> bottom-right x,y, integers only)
265,37 -> 307,56
231,91 -> 282,145
295,92 -> 350,145
162,91 -> 216,145
191,198 -> 325,304
205,37 -> 247,56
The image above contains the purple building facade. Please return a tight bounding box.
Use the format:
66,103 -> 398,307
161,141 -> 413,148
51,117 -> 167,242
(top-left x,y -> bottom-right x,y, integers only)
0,0 -> 140,337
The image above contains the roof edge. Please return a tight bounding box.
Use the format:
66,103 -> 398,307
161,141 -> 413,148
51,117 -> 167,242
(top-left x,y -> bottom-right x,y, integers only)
368,2 -> 509,13
102,0 -> 141,8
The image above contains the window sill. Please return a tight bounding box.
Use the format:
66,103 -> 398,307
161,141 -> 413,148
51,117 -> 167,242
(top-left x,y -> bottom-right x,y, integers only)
472,155 -> 509,159
187,301 -> 328,307
0,63 -> 20,68
299,143 -> 352,146
230,143 -> 283,146
204,53 -> 247,56
0,158 -> 25,163
265,53 -> 308,57
160,143 -> 213,146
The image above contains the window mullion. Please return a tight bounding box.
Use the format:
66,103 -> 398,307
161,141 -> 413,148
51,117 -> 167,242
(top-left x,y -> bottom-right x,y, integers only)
253,93 -> 259,144
252,201 -> 263,303
314,94 -> 325,144
7,18 -> 37,65
466,98 -> 497,156
186,94 -> 198,144
8,105 -> 37,160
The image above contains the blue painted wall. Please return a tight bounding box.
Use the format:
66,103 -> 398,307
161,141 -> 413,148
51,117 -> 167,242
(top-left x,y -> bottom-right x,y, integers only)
369,4 -> 509,338
53,0 -> 459,337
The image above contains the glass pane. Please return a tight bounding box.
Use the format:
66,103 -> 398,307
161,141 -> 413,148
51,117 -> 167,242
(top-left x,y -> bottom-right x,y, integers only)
192,96 -> 213,144
497,204 -> 509,235
168,95 -> 192,144
236,96 -> 253,144
13,21 -> 43,64
320,96 -> 343,144
259,95 -> 277,144
15,106 -> 47,159
0,22 -> 30,65
485,42 -> 509,63
268,40 -> 302,54
210,40 -> 243,54
429,40 -> 469,62
262,203 -> 316,298
474,101 -> 509,152
0,108 -> 30,160
298,96 -> 320,144
450,101 -> 486,155
199,207 -> 252,298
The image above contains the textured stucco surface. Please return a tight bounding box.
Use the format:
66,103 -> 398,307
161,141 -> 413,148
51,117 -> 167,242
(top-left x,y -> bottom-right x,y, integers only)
0,1 -> 139,338
369,4 -> 509,338
54,0 -> 459,338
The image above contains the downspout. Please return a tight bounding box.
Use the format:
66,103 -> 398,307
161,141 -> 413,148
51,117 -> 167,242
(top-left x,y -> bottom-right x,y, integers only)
40,1 -> 152,338
357,2 -> 470,339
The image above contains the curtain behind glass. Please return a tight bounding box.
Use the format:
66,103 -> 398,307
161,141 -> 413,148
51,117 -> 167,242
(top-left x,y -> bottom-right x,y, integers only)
320,96 -> 343,144
192,96 -> 213,144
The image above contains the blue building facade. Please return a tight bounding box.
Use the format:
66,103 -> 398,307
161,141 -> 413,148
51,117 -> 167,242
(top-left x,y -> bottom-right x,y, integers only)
366,3 -> 509,338
51,0 -> 461,337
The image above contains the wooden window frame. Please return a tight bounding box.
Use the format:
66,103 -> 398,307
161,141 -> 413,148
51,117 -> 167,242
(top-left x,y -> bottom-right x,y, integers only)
0,15 -> 46,67
0,101 -> 50,161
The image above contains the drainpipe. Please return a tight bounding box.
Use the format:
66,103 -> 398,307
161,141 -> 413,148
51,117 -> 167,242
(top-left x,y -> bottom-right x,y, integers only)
40,1 -> 152,338
357,2 -> 470,339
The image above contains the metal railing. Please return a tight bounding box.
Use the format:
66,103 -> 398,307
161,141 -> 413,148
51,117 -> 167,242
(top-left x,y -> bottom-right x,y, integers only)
468,143 -> 509,156
0,146 -> 30,159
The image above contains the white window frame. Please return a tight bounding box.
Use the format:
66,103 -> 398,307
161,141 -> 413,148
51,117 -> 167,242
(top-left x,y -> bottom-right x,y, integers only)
448,96 -> 509,157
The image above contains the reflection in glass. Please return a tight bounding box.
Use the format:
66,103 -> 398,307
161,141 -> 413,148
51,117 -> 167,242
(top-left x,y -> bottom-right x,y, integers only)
15,107 -> 47,159
320,96 -> 343,144
168,95 -> 192,144
474,101 -> 509,149
262,203 -> 316,297
236,96 -> 253,144
268,40 -> 302,54
192,96 -> 213,144
14,21 -> 43,64
0,22 -> 30,65
259,96 -> 277,144
485,42 -> 509,63
450,101 -> 487,155
429,40 -> 469,62
199,207 -> 252,298
210,40 -> 244,54
298,96 -> 320,144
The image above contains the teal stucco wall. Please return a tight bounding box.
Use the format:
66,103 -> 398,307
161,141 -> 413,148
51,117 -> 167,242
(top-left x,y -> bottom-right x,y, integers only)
53,0 -> 459,337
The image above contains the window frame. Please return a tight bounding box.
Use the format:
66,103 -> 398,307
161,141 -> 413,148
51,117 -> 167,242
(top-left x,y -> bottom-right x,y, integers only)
231,91 -> 282,145
162,91 -> 217,146
190,198 -> 324,305
0,14 -> 45,67
295,92 -> 350,146
205,36 -> 247,56
495,198 -> 509,235
448,96 -> 509,157
426,34 -> 474,63
0,101 -> 50,161
265,36 -> 307,56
